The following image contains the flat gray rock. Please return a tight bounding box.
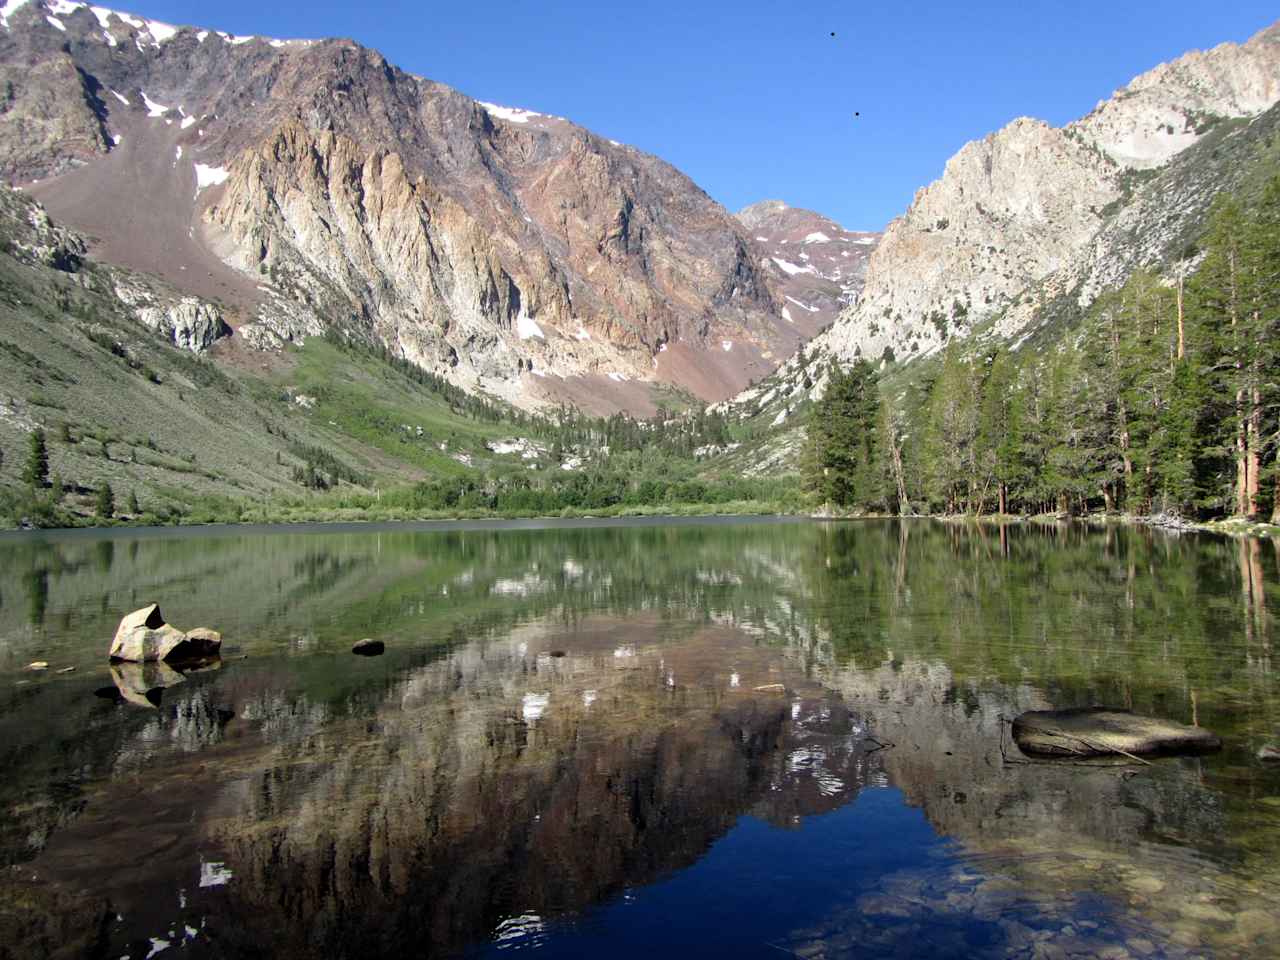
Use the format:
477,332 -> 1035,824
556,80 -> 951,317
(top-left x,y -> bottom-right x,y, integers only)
1012,708 -> 1221,759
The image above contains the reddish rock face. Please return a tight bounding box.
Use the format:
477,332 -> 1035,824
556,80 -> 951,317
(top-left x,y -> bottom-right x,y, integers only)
0,1 -> 843,413
736,199 -> 880,341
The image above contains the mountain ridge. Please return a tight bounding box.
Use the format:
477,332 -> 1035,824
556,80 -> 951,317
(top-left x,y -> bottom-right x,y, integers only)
0,0 -> 827,415
728,17 -> 1280,430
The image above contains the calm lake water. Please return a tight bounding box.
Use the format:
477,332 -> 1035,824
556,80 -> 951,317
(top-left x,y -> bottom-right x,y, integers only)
1,517 -> 1279,959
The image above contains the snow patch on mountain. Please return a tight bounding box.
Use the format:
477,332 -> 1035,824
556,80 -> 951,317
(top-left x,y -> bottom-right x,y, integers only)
515,312 -> 544,340
140,91 -> 168,118
194,163 -> 228,190
771,257 -> 815,277
479,102 -> 543,124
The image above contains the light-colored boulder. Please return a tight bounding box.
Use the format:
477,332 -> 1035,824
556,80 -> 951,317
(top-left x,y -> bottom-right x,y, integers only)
109,606 -> 223,662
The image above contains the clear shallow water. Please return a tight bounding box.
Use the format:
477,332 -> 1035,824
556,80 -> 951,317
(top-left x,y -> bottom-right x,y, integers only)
1,518 -> 1279,959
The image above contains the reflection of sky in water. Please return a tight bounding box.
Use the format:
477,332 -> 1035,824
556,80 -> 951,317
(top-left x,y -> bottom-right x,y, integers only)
472,794 -> 1190,960
3,519 -> 1280,960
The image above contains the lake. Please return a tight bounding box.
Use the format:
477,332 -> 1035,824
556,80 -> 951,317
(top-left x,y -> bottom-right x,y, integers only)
1,517 -> 1278,959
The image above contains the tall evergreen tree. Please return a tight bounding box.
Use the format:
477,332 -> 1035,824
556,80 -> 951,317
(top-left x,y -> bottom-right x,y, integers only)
23,429 -> 48,489
95,482 -> 115,520
802,360 -> 881,510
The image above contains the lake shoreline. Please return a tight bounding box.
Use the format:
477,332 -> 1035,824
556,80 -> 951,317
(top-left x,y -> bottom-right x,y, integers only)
813,509 -> 1280,539
8,499 -> 1280,539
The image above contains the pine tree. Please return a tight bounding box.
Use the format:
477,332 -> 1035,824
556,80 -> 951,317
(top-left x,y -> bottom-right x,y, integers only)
975,350 -> 1021,515
802,361 -> 881,510
95,481 -> 115,520
128,489 -> 141,515
23,429 -> 48,488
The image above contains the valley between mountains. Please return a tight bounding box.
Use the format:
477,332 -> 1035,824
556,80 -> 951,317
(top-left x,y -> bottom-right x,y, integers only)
0,3 -> 1278,527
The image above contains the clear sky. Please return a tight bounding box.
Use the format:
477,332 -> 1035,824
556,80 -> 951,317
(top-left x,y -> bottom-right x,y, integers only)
110,1 -> 1276,231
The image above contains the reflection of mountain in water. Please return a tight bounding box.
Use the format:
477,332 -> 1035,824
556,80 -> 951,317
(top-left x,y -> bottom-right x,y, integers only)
3,519 -> 1280,958
6,618 -> 885,959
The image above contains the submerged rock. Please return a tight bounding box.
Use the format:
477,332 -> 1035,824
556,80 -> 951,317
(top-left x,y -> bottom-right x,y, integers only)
352,639 -> 385,656
109,605 -> 222,663
1012,708 -> 1221,759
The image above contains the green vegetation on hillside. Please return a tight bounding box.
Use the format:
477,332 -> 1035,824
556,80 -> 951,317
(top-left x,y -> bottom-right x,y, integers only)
0,190 -> 801,528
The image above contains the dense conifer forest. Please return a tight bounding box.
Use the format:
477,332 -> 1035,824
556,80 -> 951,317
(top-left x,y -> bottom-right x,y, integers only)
803,176 -> 1280,522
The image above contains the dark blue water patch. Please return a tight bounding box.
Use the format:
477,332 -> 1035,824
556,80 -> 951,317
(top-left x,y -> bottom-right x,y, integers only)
470,787 -> 944,958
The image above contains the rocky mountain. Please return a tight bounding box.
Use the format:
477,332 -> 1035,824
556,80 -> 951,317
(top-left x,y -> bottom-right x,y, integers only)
735,200 -> 879,342
0,0 -> 825,415
805,20 -> 1280,371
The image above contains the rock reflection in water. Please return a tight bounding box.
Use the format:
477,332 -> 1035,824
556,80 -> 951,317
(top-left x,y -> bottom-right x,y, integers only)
774,653 -> 1280,958
3,518 -> 1280,959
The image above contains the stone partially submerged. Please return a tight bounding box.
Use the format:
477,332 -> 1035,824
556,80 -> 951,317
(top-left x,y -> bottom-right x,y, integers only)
109,604 -> 222,663
1012,708 -> 1221,759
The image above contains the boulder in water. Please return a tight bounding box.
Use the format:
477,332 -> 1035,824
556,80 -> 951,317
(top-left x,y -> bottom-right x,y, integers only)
109,605 -> 222,663
1012,707 -> 1221,759
352,639 -> 385,656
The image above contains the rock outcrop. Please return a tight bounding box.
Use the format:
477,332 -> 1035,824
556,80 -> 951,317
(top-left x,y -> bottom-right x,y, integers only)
136,297 -> 230,351
0,182 -> 86,270
1071,23 -> 1280,169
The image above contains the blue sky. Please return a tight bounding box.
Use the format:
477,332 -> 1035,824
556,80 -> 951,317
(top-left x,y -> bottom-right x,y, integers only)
117,1 -> 1275,230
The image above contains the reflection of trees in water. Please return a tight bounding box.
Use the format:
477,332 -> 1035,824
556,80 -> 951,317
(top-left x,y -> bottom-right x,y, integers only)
26,567 -> 47,627
4,520 -> 1280,957
8,624 -> 887,959
94,539 -> 114,575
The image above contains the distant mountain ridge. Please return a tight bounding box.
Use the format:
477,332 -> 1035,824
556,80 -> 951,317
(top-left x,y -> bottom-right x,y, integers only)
734,200 -> 879,344
0,0 -> 843,415
732,19 -> 1280,429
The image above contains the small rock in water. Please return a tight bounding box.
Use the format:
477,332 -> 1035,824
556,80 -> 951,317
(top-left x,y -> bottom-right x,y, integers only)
1012,707 -> 1221,758
1258,744 -> 1280,762
754,683 -> 786,693
25,661 -> 48,671
56,666 -> 76,674
352,639 -> 385,656
183,628 -> 223,658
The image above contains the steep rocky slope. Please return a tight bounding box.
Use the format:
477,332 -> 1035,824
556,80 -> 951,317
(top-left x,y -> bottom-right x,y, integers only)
735,200 -> 879,343
810,19 -> 1280,369
0,0 -> 808,415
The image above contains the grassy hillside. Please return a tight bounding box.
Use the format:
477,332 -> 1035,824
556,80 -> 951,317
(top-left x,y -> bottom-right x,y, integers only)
0,186 -> 803,527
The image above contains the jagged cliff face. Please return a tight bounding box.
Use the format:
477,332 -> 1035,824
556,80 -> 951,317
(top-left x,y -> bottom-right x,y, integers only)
1071,23 -> 1280,168
735,199 -> 879,341
0,0 -> 795,413
800,20 -> 1280,377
